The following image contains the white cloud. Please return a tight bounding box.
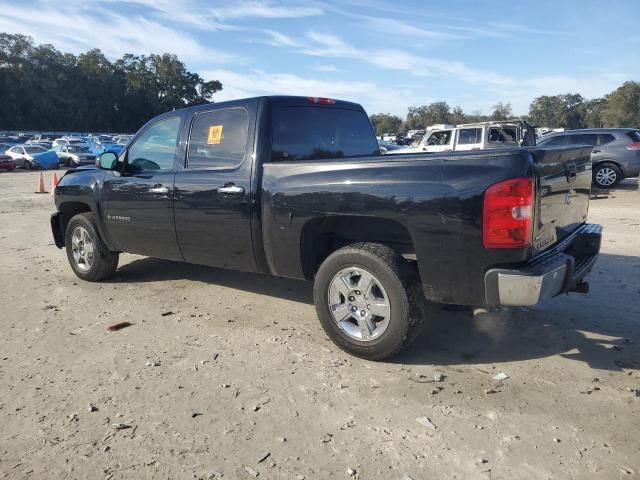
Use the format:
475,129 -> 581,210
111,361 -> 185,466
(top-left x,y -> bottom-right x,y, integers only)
211,1 -> 323,20
263,30 -> 301,47
315,64 -> 338,72
363,17 -> 462,40
200,68 -> 421,116
0,4 -> 236,64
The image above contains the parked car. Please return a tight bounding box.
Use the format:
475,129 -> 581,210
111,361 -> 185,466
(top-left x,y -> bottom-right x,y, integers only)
391,120 -> 536,155
537,128 -> 640,188
0,151 -> 16,171
378,140 -> 409,154
53,144 -> 98,167
113,135 -> 133,145
5,144 -> 49,169
51,95 -> 601,360
53,137 -> 87,148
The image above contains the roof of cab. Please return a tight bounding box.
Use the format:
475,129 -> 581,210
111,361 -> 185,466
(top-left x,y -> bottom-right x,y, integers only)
185,95 -> 364,114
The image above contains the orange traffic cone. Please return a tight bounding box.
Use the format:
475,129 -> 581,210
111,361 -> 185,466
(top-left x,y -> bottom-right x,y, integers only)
50,172 -> 59,195
35,172 -> 47,194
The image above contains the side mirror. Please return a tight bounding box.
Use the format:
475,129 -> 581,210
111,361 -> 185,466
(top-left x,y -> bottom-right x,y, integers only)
97,151 -> 118,170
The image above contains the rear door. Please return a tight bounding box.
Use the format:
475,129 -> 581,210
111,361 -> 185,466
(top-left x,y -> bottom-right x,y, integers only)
101,114 -> 183,260
455,127 -> 482,151
173,102 -> 258,272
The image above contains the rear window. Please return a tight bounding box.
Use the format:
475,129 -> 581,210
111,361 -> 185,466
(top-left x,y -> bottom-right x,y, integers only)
271,107 -> 379,162
598,134 -> 615,145
626,130 -> 640,142
457,128 -> 482,145
566,134 -> 598,146
488,127 -> 518,144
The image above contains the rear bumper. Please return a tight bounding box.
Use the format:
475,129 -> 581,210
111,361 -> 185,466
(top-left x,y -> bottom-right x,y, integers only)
484,223 -> 602,306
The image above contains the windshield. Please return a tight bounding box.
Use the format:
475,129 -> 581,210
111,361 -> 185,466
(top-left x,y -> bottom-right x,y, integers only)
24,146 -> 47,153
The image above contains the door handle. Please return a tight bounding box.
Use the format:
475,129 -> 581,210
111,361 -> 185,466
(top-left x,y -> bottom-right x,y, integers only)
592,149 -> 601,153
217,185 -> 244,195
149,186 -> 170,194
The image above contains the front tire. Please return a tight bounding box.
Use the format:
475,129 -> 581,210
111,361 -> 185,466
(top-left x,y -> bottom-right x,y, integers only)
593,163 -> 622,189
313,243 -> 424,360
65,213 -> 119,281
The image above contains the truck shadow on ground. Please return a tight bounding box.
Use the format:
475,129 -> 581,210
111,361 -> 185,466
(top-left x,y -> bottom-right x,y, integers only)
110,253 -> 639,372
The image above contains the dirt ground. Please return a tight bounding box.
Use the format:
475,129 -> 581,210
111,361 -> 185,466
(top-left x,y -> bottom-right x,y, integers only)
0,169 -> 639,480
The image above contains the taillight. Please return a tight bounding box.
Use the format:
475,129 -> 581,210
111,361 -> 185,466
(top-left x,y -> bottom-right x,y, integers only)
307,96 -> 336,104
625,142 -> 640,151
483,177 -> 534,249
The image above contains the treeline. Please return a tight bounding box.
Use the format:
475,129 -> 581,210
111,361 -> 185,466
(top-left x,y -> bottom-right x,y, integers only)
0,33 -> 222,132
370,82 -> 640,135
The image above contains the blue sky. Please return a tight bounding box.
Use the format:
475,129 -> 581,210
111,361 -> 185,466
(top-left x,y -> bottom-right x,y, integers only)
1,0 -> 638,117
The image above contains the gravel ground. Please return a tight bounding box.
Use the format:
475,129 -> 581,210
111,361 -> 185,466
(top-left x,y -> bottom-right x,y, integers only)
0,169 -> 639,480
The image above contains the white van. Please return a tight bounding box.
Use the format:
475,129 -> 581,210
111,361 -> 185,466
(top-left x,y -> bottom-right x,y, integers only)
388,120 -> 536,154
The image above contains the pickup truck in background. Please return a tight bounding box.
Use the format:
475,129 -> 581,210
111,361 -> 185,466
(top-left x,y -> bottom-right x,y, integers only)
391,119 -> 537,154
51,96 -> 602,360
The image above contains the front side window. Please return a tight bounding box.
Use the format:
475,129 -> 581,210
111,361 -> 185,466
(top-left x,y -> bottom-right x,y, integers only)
427,130 -> 452,146
127,116 -> 181,173
271,106 -> 379,162
542,135 -> 566,146
187,108 -> 249,169
457,128 -> 482,145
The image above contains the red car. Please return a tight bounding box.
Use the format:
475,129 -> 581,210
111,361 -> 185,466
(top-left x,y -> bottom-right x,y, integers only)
0,152 -> 16,171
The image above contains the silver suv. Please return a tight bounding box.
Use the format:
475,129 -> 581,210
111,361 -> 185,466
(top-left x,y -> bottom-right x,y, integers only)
538,128 -> 640,188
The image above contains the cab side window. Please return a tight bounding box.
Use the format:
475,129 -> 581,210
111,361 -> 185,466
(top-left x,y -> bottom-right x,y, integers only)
457,128 -> 482,145
187,108 -> 249,169
127,116 -> 181,173
427,130 -> 452,146
543,135 -> 566,146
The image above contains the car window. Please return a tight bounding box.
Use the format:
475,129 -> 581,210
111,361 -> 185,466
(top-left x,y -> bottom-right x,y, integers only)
271,106 -> 379,162
488,127 -> 518,144
566,134 -> 598,146
24,146 -> 46,153
457,128 -> 482,145
626,130 -> 640,142
598,134 -> 616,145
187,108 -> 249,169
427,130 -> 452,146
127,116 -> 181,173
542,135 -> 566,146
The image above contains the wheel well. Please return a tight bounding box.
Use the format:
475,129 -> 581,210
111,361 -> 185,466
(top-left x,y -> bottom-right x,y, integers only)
58,202 -> 92,239
593,160 -> 623,174
300,216 -> 415,280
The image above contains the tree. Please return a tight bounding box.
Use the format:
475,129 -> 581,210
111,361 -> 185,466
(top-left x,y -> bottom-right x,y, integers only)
451,106 -> 466,125
405,102 -> 451,129
602,81 -> 640,128
528,94 -> 586,128
0,33 -> 223,132
491,102 -> 512,121
369,113 -> 402,136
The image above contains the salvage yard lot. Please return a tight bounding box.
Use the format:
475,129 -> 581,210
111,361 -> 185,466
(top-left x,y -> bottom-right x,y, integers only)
1,170 -> 639,479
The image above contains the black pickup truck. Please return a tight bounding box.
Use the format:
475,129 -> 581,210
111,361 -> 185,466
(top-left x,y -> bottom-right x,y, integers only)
51,96 -> 602,359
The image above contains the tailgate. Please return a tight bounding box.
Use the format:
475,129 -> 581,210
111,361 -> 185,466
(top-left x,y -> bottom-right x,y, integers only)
529,145 -> 592,255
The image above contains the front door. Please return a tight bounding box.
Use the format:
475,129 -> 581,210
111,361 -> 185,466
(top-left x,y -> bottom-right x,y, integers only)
423,129 -> 454,153
173,105 -> 258,272
101,115 -> 183,260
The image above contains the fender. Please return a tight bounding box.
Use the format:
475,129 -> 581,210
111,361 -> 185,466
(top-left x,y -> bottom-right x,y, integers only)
53,168 -> 116,251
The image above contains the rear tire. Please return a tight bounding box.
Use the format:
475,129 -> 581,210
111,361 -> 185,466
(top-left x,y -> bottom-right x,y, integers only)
593,163 -> 622,189
313,243 -> 424,360
65,213 -> 119,281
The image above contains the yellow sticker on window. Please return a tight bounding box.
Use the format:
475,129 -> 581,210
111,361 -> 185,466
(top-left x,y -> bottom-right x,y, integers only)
207,125 -> 223,145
